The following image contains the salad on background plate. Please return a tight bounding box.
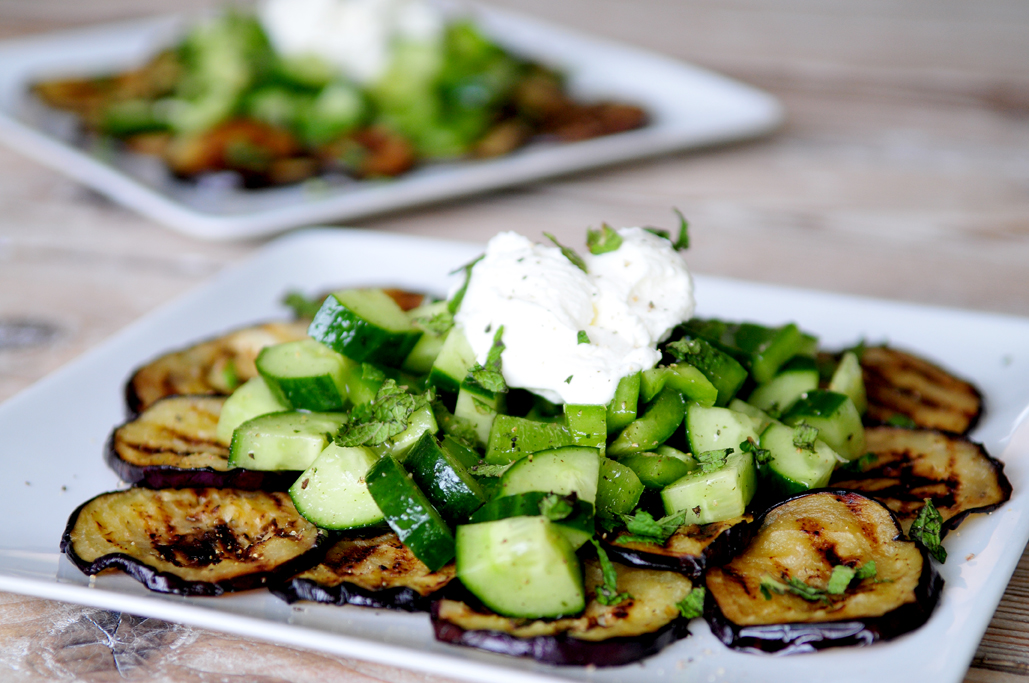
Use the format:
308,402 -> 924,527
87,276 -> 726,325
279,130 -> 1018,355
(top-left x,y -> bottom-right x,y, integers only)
31,0 -> 645,188
60,219 -> 1011,666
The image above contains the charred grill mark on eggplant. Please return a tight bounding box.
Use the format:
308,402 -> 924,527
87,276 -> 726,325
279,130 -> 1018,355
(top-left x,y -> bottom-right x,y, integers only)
272,532 -> 455,611
860,346 -> 982,435
105,395 -> 300,490
831,426 -> 1011,535
602,515 -> 754,578
125,322 -> 310,415
61,488 -> 332,596
705,490 -> 942,654
432,559 -> 693,666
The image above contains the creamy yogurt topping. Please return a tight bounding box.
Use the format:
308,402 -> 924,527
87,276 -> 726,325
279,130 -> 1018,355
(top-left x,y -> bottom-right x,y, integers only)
259,0 -> 444,85
453,229 -> 695,405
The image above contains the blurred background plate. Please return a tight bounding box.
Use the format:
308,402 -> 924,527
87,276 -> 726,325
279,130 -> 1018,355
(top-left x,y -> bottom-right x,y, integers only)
0,3 -> 781,241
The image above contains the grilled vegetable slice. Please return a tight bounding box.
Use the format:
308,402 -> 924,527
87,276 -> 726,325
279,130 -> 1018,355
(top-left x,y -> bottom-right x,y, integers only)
433,558 -> 692,666
705,490 -> 942,654
61,488 -> 332,595
603,515 -> 753,579
860,346 -> 982,434
272,532 -> 455,611
106,395 -> 299,490
831,426 -> 1011,534
126,322 -> 309,414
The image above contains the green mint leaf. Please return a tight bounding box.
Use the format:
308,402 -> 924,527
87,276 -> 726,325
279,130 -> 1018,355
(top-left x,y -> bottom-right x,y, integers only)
826,565 -> 856,594
565,375 -> 573,384
586,223 -> 623,255
432,400 -> 479,449
590,540 -> 631,606
619,510 -> 685,545
469,462 -> 511,477
855,561 -> 877,580
909,498 -> 947,563
739,437 -> 771,465
412,310 -> 454,336
671,208 -> 690,251
447,254 -> 484,314
643,227 -> 671,241
577,330 -> 590,345
281,291 -> 324,319
676,587 -> 705,619
221,359 -> 240,391
335,380 -> 428,447
760,575 -> 830,604
696,448 -> 732,473
792,423 -> 819,451
539,494 -> 574,521
886,413 -> 918,429
838,451 -> 877,474
544,233 -> 588,273
466,325 -> 508,394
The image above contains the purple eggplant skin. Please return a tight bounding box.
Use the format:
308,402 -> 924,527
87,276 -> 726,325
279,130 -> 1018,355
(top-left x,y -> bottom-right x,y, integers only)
705,559 -> 942,655
704,489 -> 944,655
105,435 -> 301,491
431,602 -> 691,667
272,578 -> 438,611
60,489 -> 336,597
602,514 -> 755,579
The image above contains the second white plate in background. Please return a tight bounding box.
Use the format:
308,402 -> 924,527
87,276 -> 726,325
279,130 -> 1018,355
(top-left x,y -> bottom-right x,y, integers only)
0,4 -> 782,240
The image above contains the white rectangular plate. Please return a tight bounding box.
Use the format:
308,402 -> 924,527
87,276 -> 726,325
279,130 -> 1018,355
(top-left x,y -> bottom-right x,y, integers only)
0,4 -> 782,241
1,229 -> 1026,683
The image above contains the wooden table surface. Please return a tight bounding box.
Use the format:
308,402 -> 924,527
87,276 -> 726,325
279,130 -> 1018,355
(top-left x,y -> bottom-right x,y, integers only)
1,0 -> 1028,680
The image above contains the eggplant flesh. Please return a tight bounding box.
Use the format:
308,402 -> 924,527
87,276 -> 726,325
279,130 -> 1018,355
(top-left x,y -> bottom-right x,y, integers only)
705,490 -> 941,654
831,426 -> 1011,535
273,532 -> 455,611
433,559 -> 692,666
62,488 -> 331,596
106,395 -> 300,490
603,515 -> 753,579
860,346 -> 981,435
126,322 -> 309,415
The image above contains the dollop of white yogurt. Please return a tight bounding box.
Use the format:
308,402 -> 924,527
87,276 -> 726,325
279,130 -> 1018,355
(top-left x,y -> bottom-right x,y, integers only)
259,0 -> 444,85
453,229 -> 695,405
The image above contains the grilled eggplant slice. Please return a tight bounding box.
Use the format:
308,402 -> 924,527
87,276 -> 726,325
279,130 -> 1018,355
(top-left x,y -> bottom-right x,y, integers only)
126,322 -> 309,415
62,488 -> 332,596
272,532 -> 455,611
831,426 -> 1011,534
602,515 -> 753,579
433,559 -> 692,666
705,490 -> 942,654
860,346 -> 981,434
106,395 -> 301,490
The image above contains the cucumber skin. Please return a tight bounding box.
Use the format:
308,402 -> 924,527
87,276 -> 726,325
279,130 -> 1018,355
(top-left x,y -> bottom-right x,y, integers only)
366,455 -> 455,572
596,457 -> 644,517
309,292 -> 422,366
405,432 -> 485,522
606,372 -> 641,434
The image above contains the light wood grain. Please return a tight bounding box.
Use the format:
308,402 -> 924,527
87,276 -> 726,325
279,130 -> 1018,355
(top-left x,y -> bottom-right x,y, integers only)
0,0 -> 1028,681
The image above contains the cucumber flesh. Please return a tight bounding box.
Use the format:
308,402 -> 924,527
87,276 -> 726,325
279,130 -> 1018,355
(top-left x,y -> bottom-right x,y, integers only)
499,446 -> 601,505
685,403 -> 760,456
456,516 -> 585,619
216,376 -> 288,445
828,351 -> 868,415
256,339 -> 350,412
228,411 -> 347,471
289,444 -> 384,530
782,389 -> 865,460
661,450 -> 757,525
405,431 -> 485,522
402,301 -> 450,374
427,326 -> 477,394
757,421 -> 837,498
746,356 -> 819,417
469,492 -> 594,549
